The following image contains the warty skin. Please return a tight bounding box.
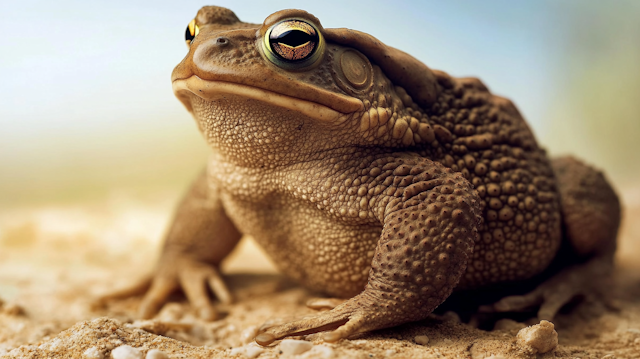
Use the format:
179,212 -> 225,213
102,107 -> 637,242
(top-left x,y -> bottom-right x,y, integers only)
102,6 -> 621,345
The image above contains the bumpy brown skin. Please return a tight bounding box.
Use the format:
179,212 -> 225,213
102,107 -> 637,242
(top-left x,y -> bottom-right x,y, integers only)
107,6 -> 621,344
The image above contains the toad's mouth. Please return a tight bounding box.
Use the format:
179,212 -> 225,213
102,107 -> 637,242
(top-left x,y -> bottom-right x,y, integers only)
172,76 -> 363,122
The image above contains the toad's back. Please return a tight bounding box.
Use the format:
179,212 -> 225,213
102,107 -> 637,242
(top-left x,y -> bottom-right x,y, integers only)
415,75 -> 562,288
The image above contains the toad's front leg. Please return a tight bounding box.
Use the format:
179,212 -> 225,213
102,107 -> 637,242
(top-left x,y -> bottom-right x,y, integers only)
256,158 -> 482,344
96,168 -> 242,320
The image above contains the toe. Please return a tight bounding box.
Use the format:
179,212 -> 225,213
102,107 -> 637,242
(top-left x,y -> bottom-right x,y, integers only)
138,276 -> 178,319
481,289 -> 544,313
179,268 -> 218,321
256,309 -> 351,345
322,314 -> 365,342
537,290 -> 576,321
92,276 -> 152,311
207,268 -> 233,305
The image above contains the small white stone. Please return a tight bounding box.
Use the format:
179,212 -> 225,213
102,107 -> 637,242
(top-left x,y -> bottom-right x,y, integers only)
111,345 -> 143,359
244,344 -> 264,359
229,344 -> 264,359
414,335 -> 430,345
516,320 -> 558,354
40,338 -> 63,352
84,347 -> 104,359
279,339 -> 313,356
145,349 -> 169,359
240,325 -> 259,344
627,328 -> 640,335
299,345 -> 334,359
442,311 -> 461,323
229,347 -> 245,356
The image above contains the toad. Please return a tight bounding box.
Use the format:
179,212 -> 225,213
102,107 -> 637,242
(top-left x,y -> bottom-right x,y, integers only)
104,6 -> 621,345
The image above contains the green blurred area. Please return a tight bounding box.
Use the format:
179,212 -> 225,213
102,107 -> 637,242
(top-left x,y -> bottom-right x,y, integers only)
543,0 -> 640,188
0,121 -> 209,207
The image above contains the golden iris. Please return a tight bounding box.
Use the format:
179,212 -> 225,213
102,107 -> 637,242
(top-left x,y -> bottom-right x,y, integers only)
263,19 -> 324,69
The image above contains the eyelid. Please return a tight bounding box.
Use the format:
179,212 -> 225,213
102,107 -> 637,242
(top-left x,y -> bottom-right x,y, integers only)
188,19 -> 200,37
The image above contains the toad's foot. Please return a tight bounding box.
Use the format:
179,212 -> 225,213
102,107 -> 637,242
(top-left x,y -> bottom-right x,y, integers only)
479,254 -> 612,321
96,169 -> 241,320
96,254 -> 232,321
256,292 -> 407,345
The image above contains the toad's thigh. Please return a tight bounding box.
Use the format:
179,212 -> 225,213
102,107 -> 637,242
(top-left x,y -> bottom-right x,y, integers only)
458,208 -> 562,288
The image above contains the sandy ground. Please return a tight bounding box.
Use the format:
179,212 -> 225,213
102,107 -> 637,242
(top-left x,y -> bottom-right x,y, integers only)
1,188 -> 640,359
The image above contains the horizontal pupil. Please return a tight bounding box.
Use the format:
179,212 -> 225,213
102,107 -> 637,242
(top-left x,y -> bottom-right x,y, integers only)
272,30 -> 314,47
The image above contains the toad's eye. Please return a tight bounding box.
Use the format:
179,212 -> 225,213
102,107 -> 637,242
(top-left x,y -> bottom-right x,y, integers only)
185,19 -> 199,46
263,19 -> 324,69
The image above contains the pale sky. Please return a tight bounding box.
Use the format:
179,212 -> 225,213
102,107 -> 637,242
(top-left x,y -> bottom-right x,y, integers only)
1,0 -> 639,204
0,0 -> 552,140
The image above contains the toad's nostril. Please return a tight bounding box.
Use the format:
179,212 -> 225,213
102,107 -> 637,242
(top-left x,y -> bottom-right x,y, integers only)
216,37 -> 230,46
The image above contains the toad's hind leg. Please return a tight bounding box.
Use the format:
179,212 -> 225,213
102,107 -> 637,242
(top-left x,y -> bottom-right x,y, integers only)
255,158 -> 482,345
482,156 -> 621,320
552,156 -> 620,257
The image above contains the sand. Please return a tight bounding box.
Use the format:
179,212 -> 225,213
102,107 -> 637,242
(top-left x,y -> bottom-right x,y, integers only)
1,188 -> 639,359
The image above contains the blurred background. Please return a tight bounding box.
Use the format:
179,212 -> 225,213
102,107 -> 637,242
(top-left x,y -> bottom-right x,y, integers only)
1,0 -> 639,208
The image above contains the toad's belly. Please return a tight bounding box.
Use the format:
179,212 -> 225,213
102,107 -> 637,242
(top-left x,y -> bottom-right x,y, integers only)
221,192 -> 381,298
219,182 -> 563,297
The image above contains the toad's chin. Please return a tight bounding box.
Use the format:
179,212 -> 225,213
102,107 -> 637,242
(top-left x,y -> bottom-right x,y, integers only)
173,76 -> 357,123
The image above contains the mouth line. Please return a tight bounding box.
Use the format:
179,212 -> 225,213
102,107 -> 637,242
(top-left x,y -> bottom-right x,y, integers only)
172,76 -> 358,122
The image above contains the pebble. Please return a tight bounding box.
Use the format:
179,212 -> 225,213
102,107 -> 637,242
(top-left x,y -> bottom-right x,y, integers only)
83,347 -> 104,359
111,345 -> 143,359
279,339 -> 313,356
627,328 -> 640,335
229,344 -> 264,358
441,311 -> 461,323
244,345 -> 264,359
240,325 -> 259,344
156,303 -> 184,322
414,335 -> 430,345
304,345 -> 335,359
145,349 -> 169,359
2,303 -> 25,316
516,320 -> 558,354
